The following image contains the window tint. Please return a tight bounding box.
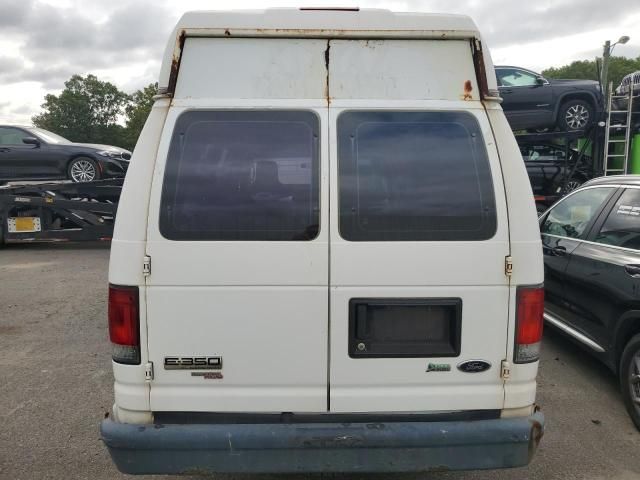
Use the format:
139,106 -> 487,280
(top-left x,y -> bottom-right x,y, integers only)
0,127 -> 27,145
159,110 -> 319,241
594,188 -> 640,250
497,69 -> 538,87
541,187 -> 613,239
338,111 -> 497,241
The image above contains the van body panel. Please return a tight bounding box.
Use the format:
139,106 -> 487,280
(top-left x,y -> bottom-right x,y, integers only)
158,9 -> 498,96
174,38 -> 328,100
330,286 -> 509,412
329,39 -> 479,101
146,286 -> 328,412
144,103 -> 330,411
484,107 -> 543,408
105,9 -> 544,472
109,99 -> 169,286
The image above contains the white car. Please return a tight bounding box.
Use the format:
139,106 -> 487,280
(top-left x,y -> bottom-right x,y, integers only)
615,71 -> 640,96
101,8 -> 545,475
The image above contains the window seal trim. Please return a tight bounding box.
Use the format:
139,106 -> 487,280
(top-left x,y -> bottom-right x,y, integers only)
158,108 -> 322,242
336,109 -> 498,242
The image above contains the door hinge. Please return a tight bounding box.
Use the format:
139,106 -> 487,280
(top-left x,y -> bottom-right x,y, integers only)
144,362 -> 154,382
142,255 -> 151,276
505,255 -> 513,277
500,360 -> 511,380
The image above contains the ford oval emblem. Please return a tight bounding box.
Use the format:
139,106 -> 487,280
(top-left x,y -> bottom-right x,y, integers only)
457,360 -> 491,373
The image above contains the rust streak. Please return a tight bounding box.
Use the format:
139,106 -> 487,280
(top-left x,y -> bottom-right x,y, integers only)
463,80 -> 473,100
167,30 -> 186,96
324,40 -> 331,105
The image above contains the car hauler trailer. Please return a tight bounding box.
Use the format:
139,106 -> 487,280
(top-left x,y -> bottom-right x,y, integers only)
0,179 -> 121,245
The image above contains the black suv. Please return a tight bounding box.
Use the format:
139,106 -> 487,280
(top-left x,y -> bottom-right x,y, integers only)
539,175 -> 640,429
0,125 -> 131,183
496,66 -> 604,131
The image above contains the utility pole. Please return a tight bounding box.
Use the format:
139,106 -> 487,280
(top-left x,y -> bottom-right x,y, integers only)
601,36 -> 630,102
601,40 -> 612,101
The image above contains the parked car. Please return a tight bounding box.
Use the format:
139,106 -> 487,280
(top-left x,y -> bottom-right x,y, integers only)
539,175 -> 640,430
520,143 -> 593,196
0,125 -> 131,183
615,71 -> 640,96
612,71 -> 640,123
495,66 -> 604,131
100,8 -> 545,476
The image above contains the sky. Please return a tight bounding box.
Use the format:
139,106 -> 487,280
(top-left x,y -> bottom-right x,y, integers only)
1,0 -> 639,124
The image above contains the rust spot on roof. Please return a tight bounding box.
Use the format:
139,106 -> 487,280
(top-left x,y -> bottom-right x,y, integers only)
463,80 -> 473,100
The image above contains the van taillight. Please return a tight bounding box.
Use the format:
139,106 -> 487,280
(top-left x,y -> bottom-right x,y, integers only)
514,286 -> 544,363
108,284 -> 140,365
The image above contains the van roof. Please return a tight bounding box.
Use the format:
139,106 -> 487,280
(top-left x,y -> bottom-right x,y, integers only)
159,8 -> 496,96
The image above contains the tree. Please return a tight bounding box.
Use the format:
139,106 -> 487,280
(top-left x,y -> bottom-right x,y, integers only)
32,74 -> 129,147
121,83 -> 157,151
542,56 -> 640,90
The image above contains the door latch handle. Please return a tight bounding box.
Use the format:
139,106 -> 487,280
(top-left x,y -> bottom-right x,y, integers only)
501,89 -> 513,94
551,246 -> 567,256
625,264 -> 640,277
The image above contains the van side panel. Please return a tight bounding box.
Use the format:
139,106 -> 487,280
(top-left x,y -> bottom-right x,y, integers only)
109,98 -> 170,286
485,104 -> 544,408
108,99 -> 170,417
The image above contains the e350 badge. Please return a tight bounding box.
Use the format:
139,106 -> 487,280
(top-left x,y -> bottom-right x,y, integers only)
164,356 -> 223,380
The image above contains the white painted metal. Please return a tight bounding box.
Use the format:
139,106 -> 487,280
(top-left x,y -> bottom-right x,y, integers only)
328,39 -> 479,101
159,9 -> 497,94
174,38 -> 328,100
328,78 -> 510,410
108,9 -> 543,421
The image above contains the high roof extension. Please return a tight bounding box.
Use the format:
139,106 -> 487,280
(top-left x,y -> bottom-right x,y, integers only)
158,8 -> 497,97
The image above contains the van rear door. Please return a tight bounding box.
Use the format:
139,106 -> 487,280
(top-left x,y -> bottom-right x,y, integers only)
327,39 -> 511,412
143,38 -> 330,412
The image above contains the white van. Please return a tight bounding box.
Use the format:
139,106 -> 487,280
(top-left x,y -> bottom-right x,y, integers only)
101,8 -> 545,474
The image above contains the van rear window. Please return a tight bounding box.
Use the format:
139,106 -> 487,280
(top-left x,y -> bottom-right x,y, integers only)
338,111 -> 497,241
159,111 -> 320,241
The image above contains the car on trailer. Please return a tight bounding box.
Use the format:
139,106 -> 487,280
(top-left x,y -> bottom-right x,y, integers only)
101,8 -> 545,475
0,125 -> 131,184
520,144 -> 594,196
495,66 -> 604,132
539,175 -> 640,430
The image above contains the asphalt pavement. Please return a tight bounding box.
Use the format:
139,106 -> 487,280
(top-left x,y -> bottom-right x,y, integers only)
1,243 -> 639,479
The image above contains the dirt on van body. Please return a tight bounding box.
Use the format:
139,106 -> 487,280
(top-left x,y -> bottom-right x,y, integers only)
0,243 -> 639,479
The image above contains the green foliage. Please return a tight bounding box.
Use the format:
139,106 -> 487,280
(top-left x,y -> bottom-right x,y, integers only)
32,74 -> 129,147
542,56 -> 640,89
121,83 -> 157,151
32,75 -> 157,151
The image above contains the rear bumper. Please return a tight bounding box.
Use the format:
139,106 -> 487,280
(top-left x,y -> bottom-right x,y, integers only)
101,411 -> 544,474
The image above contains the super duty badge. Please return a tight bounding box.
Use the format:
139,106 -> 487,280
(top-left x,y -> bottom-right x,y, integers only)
164,356 -> 222,370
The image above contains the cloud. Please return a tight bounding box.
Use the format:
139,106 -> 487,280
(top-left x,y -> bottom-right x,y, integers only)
1,0 -> 639,124
0,0 -> 34,29
1,0 -> 174,90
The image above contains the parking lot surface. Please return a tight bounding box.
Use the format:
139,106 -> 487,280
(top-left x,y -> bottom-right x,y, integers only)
1,244 -> 640,480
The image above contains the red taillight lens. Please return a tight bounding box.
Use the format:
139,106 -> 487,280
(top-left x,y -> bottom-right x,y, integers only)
514,285 -> 544,363
108,284 -> 140,364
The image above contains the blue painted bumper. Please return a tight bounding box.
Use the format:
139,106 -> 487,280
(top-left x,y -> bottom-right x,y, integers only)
101,412 -> 544,474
